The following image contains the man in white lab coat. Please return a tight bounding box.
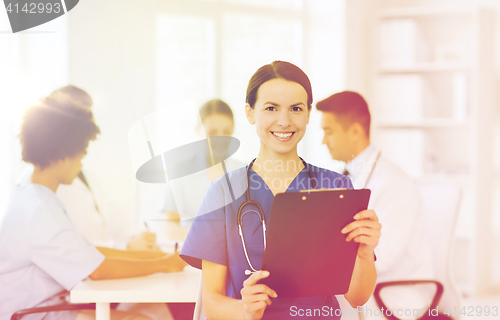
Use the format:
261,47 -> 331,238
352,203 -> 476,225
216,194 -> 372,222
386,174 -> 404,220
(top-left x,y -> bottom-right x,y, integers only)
317,91 -> 434,319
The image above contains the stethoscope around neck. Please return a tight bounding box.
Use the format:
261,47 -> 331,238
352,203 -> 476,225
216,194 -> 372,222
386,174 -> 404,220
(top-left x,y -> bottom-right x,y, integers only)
237,157 -> 317,276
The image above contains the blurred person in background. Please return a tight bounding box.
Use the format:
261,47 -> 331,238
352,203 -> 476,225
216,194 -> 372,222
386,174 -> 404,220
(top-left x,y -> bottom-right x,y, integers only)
160,98 -> 244,237
18,85 -> 159,251
0,97 -> 186,320
317,91 -> 434,319
159,99 -> 244,320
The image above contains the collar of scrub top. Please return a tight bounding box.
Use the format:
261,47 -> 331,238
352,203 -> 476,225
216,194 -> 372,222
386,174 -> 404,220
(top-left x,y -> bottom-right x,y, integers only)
345,145 -> 381,189
239,157 -> 317,275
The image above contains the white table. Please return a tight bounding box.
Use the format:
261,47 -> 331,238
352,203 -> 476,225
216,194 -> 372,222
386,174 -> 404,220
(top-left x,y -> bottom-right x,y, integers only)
70,266 -> 201,320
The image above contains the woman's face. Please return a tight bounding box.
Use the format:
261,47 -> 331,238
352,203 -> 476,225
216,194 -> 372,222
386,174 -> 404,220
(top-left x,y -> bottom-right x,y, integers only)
202,114 -> 234,137
246,78 -> 310,157
203,114 -> 234,159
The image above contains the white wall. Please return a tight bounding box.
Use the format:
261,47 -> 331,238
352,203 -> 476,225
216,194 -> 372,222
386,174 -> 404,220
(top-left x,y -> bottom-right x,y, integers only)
345,0 -> 500,296
0,14 -> 68,221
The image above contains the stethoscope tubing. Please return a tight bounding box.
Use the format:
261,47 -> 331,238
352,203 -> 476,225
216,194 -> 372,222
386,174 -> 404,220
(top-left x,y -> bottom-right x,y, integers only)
360,151 -> 381,189
238,157 -> 316,275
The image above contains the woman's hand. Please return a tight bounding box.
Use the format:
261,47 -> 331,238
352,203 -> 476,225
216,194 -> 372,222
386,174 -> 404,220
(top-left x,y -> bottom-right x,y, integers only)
240,271 -> 277,320
341,209 -> 381,260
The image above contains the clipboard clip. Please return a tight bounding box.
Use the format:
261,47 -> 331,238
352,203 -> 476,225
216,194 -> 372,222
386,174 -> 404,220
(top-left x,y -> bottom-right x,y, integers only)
299,188 -> 348,193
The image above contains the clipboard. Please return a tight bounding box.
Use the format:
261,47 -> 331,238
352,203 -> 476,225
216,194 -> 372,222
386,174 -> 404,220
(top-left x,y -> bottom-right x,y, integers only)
260,188 -> 371,298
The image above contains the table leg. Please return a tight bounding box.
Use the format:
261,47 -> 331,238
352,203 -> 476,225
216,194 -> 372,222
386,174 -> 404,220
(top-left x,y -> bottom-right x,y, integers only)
95,302 -> 110,320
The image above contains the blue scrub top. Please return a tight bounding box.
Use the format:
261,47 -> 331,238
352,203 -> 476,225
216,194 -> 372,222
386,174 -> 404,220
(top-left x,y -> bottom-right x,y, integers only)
180,163 -> 353,320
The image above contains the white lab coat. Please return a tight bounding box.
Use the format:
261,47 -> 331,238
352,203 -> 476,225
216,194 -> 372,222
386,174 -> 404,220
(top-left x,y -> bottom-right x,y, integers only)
345,145 -> 434,318
13,170 -> 173,320
0,184 -> 105,320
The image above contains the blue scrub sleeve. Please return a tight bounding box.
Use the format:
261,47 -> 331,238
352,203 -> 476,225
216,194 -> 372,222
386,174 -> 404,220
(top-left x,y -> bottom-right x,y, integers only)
180,180 -> 228,269
30,202 -> 105,290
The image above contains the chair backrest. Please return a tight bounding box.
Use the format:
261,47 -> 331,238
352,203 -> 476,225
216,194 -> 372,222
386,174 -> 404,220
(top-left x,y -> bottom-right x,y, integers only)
415,181 -> 463,312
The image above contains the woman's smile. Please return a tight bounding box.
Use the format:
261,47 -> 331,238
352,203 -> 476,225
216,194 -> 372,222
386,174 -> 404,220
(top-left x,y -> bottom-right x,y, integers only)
271,131 -> 295,141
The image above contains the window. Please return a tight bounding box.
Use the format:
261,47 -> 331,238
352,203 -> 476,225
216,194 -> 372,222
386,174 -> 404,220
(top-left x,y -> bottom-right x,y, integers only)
154,0 -> 346,168
0,15 -> 68,221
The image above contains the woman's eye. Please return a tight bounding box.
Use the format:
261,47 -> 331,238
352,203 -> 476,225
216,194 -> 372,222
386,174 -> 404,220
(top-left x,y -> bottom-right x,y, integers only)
266,106 -> 277,111
291,106 -> 303,112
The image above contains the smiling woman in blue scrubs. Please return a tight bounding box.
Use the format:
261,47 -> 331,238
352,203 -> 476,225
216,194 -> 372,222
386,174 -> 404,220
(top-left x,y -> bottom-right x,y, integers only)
180,61 -> 381,320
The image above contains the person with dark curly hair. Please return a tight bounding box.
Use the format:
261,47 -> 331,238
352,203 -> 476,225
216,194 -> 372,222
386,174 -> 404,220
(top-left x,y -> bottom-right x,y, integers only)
25,86 -> 160,251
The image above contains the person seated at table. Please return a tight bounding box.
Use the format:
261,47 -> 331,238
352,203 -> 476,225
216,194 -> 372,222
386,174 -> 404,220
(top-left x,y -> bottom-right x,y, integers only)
0,97 -> 186,320
160,99 -> 244,238
158,99 -> 244,320
17,85 -> 159,252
